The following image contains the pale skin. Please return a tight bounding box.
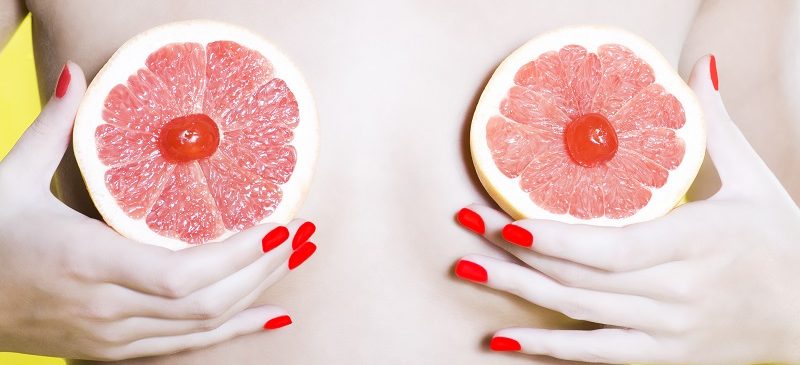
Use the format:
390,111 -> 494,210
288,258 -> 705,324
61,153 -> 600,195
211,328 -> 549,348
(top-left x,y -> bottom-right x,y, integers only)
0,0 -> 799,364
0,64 -> 319,360
457,56 -> 800,363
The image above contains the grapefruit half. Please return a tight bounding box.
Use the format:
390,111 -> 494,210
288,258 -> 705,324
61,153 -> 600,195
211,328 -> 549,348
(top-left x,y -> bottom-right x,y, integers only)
471,26 -> 705,226
73,21 -> 318,249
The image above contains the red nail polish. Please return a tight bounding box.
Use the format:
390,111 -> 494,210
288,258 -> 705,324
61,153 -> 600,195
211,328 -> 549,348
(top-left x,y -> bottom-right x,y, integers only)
288,241 -> 316,270
490,337 -> 521,352
262,226 -> 290,253
263,315 -> 292,330
454,259 -> 487,283
55,63 -> 71,99
710,54 -> 719,91
293,221 -> 316,249
456,208 -> 485,235
501,224 -> 533,248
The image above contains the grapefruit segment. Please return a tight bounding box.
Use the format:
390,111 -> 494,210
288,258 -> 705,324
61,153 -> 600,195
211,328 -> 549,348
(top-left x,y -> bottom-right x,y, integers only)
514,51 -> 570,116
102,78 -> 178,134
95,124 -> 158,166
105,154 -> 174,219
471,26 -> 706,226
199,153 -> 281,230
500,86 -> 569,130
486,116 -> 551,178
602,166 -> 652,219
612,84 -> 685,134
222,78 -> 299,132
146,163 -> 225,243
520,151 -> 579,215
145,42 -> 206,114
619,128 -> 685,170
567,167 -> 605,219
606,149 -> 668,189
558,45 -> 602,118
220,127 -> 296,184
74,21 -> 318,249
591,44 -> 655,118
204,41 -> 273,129
128,70 -> 181,129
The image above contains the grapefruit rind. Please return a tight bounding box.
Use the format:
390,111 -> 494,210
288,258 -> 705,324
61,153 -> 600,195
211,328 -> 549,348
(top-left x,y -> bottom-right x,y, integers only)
470,25 -> 705,226
73,20 -> 318,250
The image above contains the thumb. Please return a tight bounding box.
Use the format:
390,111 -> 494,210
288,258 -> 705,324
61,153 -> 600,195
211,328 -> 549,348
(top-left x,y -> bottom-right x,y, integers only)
1,61 -> 87,188
688,54 -> 773,198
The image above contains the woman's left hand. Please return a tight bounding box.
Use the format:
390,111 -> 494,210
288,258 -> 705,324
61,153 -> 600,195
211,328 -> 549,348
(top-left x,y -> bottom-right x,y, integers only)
453,56 -> 800,364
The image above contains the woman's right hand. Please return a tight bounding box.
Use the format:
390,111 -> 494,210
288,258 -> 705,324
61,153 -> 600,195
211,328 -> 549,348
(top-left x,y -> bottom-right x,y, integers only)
0,62 -> 318,361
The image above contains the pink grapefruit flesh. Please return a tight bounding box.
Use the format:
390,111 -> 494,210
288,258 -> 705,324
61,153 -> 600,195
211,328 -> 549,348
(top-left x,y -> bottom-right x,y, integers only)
76,21 -> 318,249
473,26 -> 705,226
489,44 -> 685,219
97,40 -> 297,243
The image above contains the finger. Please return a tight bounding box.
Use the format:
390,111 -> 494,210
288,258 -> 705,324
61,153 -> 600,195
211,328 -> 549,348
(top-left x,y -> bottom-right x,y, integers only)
125,237 -> 292,320
461,204 -> 685,272
99,219 -> 314,298
2,61 -> 87,187
458,204 -> 693,299
467,205 -> 685,272
510,252 -> 697,302
99,305 -> 291,361
454,254 -> 671,330
95,252 -> 294,342
688,55 -> 774,197
101,233 -> 315,320
459,204 -> 620,288
490,328 -> 663,364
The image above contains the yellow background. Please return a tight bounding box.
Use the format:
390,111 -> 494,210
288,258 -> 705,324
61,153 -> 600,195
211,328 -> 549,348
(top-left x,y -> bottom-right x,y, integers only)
0,14 -> 66,365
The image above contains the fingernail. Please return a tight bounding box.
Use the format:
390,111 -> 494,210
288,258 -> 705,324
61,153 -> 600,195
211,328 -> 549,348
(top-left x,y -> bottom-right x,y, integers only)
288,241 -> 316,270
501,224 -> 533,248
456,208 -> 485,235
55,63 -> 71,99
293,221 -> 316,249
454,259 -> 487,283
490,337 -> 521,352
710,54 -> 719,91
262,226 -> 290,253
263,315 -> 292,330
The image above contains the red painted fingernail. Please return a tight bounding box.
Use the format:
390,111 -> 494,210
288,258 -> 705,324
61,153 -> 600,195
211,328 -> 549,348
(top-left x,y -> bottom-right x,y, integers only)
262,226 -> 289,253
288,241 -> 316,270
55,63 -> 71,99
454,259 -> 487,283
502,224 -> 533,248
490,337 -> 521,352
293,221 -> 316,249
456,208 -> 485,235
263,315 -> 292,330
710,54 -> 719,91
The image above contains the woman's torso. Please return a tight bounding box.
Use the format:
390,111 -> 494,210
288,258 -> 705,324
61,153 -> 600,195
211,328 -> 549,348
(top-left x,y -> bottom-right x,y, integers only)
28,0 -> 800,364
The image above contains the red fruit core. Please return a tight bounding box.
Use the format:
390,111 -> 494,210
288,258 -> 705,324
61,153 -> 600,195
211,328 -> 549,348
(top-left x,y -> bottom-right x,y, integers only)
158,114 -> 220,162
564,113 -> 618,167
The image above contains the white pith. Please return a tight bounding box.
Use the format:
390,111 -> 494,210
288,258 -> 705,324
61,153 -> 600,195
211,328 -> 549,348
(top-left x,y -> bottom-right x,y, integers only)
470,25 -> 706,226
73,20 -> 319,250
